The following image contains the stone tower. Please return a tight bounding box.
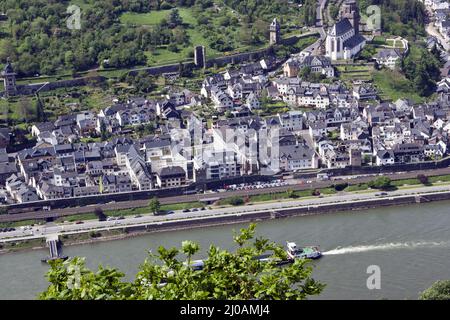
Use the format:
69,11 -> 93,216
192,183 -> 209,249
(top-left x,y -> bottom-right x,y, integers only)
349,148 -> 362,167
1,58 -> 17,97
269,18 -> 281,45
194,45 -> 206,69
340,0 -> 360,34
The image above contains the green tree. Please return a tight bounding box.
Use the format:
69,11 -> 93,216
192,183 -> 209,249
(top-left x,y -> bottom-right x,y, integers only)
368,177 -> 392,190
227,196 -> 245,206
94,207 -> 107,222
100,120 -> 109,141
417,174 -> 429,186
286,189 -> 298,198
0,39 -> 16,62
35,95 -> 46,122
168,8 -> 183,28
148,197 -> 161,215
420,280 -> 450,300
39,224 -> 325,300
18,97 -> 34,122
299,66 -> 312,80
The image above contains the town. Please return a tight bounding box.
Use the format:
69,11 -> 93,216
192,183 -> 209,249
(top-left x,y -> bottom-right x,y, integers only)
1,0 -> 450,304
0,0 -> 449,208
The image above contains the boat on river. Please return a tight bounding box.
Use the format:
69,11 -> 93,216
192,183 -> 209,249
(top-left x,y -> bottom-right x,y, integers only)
184,242 -> 321,270
286,242 -> 322,260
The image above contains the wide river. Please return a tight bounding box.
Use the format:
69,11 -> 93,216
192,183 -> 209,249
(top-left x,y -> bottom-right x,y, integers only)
1,200 -> 450,300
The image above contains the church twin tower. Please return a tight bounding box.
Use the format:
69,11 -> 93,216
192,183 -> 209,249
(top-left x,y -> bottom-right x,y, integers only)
339,0 -> 360,33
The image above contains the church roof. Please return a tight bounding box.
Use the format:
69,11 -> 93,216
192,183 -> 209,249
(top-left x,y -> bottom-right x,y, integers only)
271,18 -> 280,28
329,18 -> 353,36
343,34 -> 366,49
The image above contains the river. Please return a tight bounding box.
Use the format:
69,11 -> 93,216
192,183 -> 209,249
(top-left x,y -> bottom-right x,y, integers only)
1,200 -> 450,300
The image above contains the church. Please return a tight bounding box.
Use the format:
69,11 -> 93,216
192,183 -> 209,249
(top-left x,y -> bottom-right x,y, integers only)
325,0 -> 366,61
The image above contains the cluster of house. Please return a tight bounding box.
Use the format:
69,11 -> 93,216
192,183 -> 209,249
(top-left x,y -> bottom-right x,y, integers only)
1,12 -> 450,204
200,58 -> 276,113
424,0 -> 450,43
30,91 -> 204,146
1,70 -> 450,203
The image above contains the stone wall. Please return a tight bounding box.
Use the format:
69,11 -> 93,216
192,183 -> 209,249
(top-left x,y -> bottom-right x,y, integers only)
13,76 -> 107,96
4,174 -> 277,212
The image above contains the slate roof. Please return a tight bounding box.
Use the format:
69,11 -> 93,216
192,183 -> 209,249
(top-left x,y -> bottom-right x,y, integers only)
157,166 -> 186,178
330,18 -> 353,36
279,144 -> 315,161
343,34 -> 366,49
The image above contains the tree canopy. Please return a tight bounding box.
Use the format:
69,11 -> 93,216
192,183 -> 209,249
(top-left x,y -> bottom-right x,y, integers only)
368,177 -> 392,190
148,197 -> 161,215
39,224 -> 325,300
420,280 -> 450,300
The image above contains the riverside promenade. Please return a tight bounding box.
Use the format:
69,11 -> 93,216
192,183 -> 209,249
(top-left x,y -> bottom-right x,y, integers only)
2,183 -> 450,245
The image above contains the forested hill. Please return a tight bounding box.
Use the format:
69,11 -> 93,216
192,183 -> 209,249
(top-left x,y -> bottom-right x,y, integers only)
0,0 -> 304,77
0,0 -> 152,76
0,0 -> 429,78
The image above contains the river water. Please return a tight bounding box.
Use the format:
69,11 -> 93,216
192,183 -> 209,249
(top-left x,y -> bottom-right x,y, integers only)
1,201 -> 450,300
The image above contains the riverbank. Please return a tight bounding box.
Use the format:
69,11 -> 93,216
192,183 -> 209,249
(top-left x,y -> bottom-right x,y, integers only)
3,186 -> 450,256
3,198 -> 450,300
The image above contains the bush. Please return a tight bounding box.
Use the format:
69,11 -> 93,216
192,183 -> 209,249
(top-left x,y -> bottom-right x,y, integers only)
89,231 -> 102,238
286,189 -> 298,199
368,177 -> 392,190
417,174 -> 430,185
227,196 -> 245,206
167,43 -> 179,53
94,207 -> 107,222
334,183 -> 349,192
312,189 -> 321,196
39,224 -> 325,300
420,280 -> 450,300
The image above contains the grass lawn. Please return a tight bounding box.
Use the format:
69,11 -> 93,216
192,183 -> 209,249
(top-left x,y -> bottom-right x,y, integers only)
121,8 -> 198,26
429,174 -> 450,183
372,69 -> 424,103
372,36 -> 387,46
337,64 -> 373,83
120,11 -> 172,25
0,219 -> 44,229
103,201 -> 206,218
245,187 -> 337,204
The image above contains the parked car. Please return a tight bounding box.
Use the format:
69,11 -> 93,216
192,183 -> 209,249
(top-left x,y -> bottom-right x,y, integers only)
182,209 -> 190,213
75,221 -> 84,225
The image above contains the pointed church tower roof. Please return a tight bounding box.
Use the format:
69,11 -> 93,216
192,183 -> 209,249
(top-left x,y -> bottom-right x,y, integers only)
270,18 -> 280,29
3,58 -> 15,75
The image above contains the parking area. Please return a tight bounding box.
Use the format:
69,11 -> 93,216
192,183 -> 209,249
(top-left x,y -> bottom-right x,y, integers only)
224,179 -> 290,191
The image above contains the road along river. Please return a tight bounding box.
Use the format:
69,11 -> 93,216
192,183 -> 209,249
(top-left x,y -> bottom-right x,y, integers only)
1,199 -> 450,300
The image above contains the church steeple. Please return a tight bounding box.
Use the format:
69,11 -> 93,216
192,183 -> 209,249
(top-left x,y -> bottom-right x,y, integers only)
1,57 -> 17,97
340,0 -> 360,34
269,18 -> 281,45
